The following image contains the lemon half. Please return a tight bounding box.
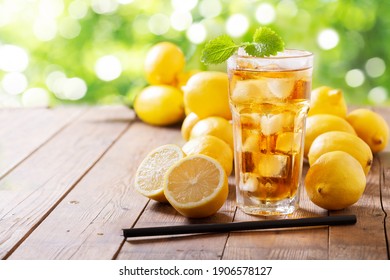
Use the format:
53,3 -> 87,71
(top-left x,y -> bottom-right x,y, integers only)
134,144 -> 185,202
163,154 -> 229,218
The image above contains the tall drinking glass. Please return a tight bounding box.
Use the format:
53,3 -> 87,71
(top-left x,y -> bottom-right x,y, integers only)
227,49 -> 313,215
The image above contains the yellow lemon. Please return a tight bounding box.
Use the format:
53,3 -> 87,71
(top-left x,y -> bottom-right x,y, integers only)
305,151 -> 366,210
175,69 -> 201,90
163,154 -> 229,218
189,116 -> 234,151
134,144 -> 185,202
308,131 -> 373,175
144,42 -> 185,85
184,105 -> 192,116
182,135 -> 233,175
183,71 -> 231,120
134,85 -> 185,126
308,86 -> 348,118
304,114 -> 356,157
181,112 -> 201,141
346,108 -> 389,153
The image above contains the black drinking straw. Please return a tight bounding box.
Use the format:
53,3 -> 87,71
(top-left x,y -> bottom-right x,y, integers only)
122,215 -> 356,238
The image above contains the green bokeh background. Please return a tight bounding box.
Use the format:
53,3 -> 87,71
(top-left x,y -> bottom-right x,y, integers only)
0,0 -> 389,107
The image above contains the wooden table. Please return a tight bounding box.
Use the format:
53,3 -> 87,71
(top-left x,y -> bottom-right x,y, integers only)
0,105 -> 389,260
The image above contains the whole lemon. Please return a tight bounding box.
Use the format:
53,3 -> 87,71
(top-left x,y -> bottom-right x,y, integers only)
346,108 -> 389,153
175,69 -> 201,90
134,85 -> 184,126
308,131 -> 373,175
304,114 -> 356,157
305,151 -> 366,210
181,112 -> 201,141
182,135 -> 233,175
190,116 -> 234,151
183,71 -> 231,120
308,86 -> 348,118
144,42 -> 185,85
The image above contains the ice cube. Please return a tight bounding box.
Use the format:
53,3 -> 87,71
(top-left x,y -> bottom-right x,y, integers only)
276,132 -> 301,153
242,134 -> 259,152
240,113 -> 261,130
239,173 -> 259,192
257,154 -> 289,178
231,79 -> 271,103
260,114 -> 284,135
282,111 -> 296,130
267,78 -> 295,99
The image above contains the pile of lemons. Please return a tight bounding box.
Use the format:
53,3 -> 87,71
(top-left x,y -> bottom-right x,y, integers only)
133,41 -> 390,215
304,86 -> 389,210
134,41 -> 234,176
133,42 -> 234,218
181,70 -> 234,177
134,41 -> 190,126
135,41 -> 235,179
133,144 -> 229,218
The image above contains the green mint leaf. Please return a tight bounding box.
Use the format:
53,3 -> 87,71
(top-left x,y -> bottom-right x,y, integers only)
200,27 -> 285,64
246,27 -> 285,57
243,44 -> 263,57
201,35 -> 239,65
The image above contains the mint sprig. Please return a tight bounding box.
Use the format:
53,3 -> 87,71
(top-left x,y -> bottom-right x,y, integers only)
201,27 -> 285,65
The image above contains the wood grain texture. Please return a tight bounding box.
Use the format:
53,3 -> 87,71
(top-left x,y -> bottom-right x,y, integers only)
0,106 -> 134,259
116,178 -> 237,260
1,106 -> 389,260
223,164 -> 329,260
7,120 -> 184,260
378,152 -> 390,259
0,107 -> 86,178
328,157 -> 388,259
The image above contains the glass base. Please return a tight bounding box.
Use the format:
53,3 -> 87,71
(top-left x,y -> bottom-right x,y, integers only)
237,197 -> 298,216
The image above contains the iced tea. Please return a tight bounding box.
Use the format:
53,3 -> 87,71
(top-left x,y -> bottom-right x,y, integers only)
227,50 -> 313,215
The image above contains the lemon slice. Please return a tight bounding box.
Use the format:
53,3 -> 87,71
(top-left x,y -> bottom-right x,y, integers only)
163,154 -> 229,218
134,144 -> 185,202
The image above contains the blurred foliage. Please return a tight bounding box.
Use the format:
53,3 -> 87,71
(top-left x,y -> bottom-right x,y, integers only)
0,0 -> 389,107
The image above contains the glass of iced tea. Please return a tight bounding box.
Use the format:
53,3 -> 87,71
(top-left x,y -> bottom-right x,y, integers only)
227,49 -> 313,215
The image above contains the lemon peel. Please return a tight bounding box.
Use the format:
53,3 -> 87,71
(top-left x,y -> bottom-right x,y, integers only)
305,151 -> 366,210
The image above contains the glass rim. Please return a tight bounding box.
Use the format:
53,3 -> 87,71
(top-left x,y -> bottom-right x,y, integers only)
231,48 -> 313,60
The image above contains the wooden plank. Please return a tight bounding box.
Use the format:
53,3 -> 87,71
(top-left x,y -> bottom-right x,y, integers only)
0,107 -> 86,178
0,106 -> 134,259
116,177 -> 237,260
378,152 -> 390,259
223,164 -> 329,260
328,156 -> 388,259
7,120 -> 184,260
